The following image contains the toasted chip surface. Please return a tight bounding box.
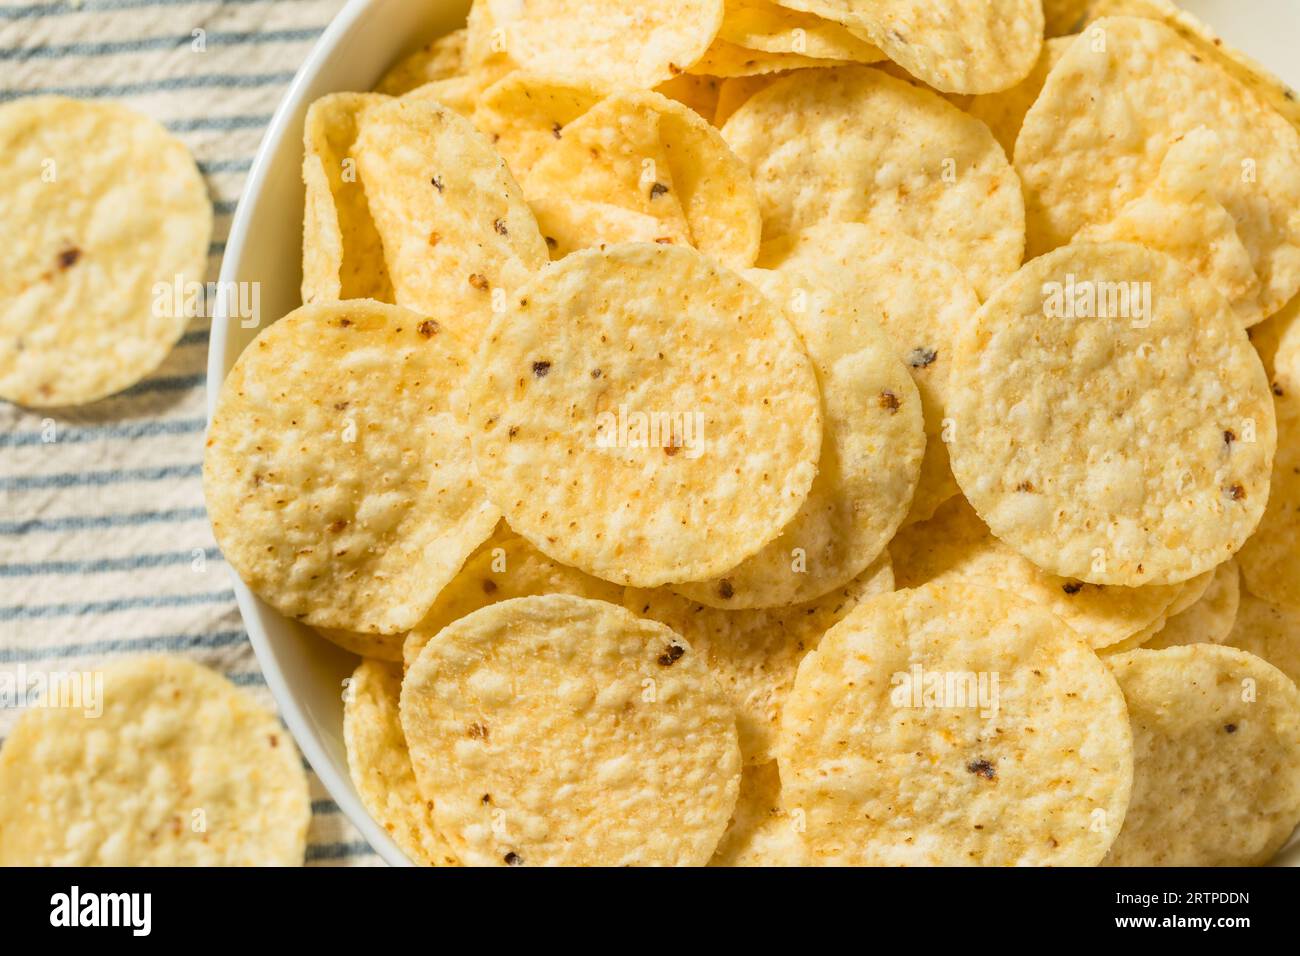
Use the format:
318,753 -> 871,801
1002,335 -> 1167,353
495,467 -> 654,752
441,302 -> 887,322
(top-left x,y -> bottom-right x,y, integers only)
466,243 -> 821,588
770,0 -> 1044,94
1016,18 -> 1300,318
756,223 -> 979,523
204,300 -> 500,633
0,657 -> 309,865
721,66 -> 1024,299
630,553 -> 893,763
1146,560 -> 1241,650
1105,644 -> 1300,866
948,242 -> 1276,586
402,525 -> 623,668
891,496 -> 1183,649
344,660 -> 460,866
1225,590 -> 1300,686
710,762 -> 807,865
780,582 -> 1134,865
473,72 -> 607,181
376,28 -> 467,96
301,93 -> 394,305
400,595 -> 741,865
672,267 -> 920,607
0,97 -> 210,406
524,91 -> 761,270
486,0 -> 723,89
1238,307 -> 1300,608
354,97 -> 548,341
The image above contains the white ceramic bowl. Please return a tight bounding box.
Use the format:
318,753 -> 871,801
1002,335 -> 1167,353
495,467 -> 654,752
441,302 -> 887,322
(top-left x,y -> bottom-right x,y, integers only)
210,0 -> 1300,866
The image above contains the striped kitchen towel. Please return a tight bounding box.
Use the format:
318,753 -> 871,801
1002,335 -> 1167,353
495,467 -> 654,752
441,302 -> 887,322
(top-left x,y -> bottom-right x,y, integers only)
0,0 -> 380,866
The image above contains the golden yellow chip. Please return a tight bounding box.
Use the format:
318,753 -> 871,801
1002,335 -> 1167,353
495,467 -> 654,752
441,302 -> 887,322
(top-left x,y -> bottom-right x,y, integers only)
1224,590 -> 1300,686
710,762 -> 807,866
1016,17 -> 1300,318
756,223 -> 979,524
204,300 -> 500,633
714,72 -> 788,125
891,496 -> 1183,650
474,72 -> 608,181
718,0 -> 882,62
628,552 -> 893,764
948,242 -> 1276,587
655,73 -> 724,120
376,29 -> 467,96
301,93 -> 394,305
1105,644 -> 1300,866
524,90 -> 762,270
0,97 -> 211,406
1145,559 -> 1241,650
465,243 -> 822,588
671,266 -> 921,607
314,626 -> 405,663
0,657 -> 309,865
486,0 -> 723,89
344,660 -> 459,866
354,97 -> 548,341
401,595 -> 742,865
780,582 -> 1134,865
768,0 -> 1044,94
720,66 -> 1024,299
402,525 -> 623,668
689,38 -> 848,76
964,37 -> 1070,157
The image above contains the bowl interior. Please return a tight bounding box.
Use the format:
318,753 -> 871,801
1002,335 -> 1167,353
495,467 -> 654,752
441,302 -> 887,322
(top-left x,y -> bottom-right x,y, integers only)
211,0 -> 1300,866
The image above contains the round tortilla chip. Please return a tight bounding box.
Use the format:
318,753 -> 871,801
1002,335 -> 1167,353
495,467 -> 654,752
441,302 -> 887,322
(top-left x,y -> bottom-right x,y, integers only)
0,97 -> 211,406
524,90 -> 762,270
891,495 -> 1183,650
473,72 -> 609,182
672,266 -> 921,607
486,0 -> 724,89
720,66 -> 1024,299
948,242 -> 1276,586
0,656 -> 309,865
1146,559 -> 1241,650
719,0 -> 882,62
353,97 -> 549,342
710,762 -> 807,866
465,243 -> 822,588
769,0 -> 1044,94
963,36 -> 1071,157
1015,17 -> 1300,319
344,659 -> 460,866
402,525 -> 623,668
629,553 -> 893,764
1225,590 -> 1300,687
756,222 -> 980,524
400,594 -> 742,865
203,300 -> 500,634
779,582 -> 1134,865
1104,644 -> 1300,866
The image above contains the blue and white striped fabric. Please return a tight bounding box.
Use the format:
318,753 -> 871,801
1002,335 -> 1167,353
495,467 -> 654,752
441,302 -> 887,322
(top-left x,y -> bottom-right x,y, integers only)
0,0 -> 379,866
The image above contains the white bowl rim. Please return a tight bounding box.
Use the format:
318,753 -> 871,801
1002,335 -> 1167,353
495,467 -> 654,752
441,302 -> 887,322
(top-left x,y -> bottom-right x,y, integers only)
206,0 -> 414,867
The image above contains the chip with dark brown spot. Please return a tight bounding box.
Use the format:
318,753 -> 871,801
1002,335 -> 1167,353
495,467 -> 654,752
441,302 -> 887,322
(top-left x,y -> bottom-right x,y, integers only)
907,346 -> 937,368
468,273 -> 490,291
493,218 -> 509,236
1224,723 -> 1238,734
57,246 -> 82,270
481,578 -> 498,594
467,722 -> 489,740
649,182 -> 669,199
504,851 -> 523,865
1015,480 -> 1035,492
1226,483 -> 1246,501
717,579 -> 734,600
417,320 -> 439,338
879,390 -> 900,413
551,121 -> 562,139
1062,581 -> 1082,595
532,360 -> 551,377
431,175 -> 444,192
658,643 -> 685,666
966,758 -> 996,780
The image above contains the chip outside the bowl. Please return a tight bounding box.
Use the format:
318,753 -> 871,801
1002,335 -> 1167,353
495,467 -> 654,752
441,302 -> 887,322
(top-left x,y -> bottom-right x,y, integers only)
465,242 -> 822,588
0,656 -> 310,865
203,299 -> 501,634
0,97 -> 211,407
400,594 -> 742,866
